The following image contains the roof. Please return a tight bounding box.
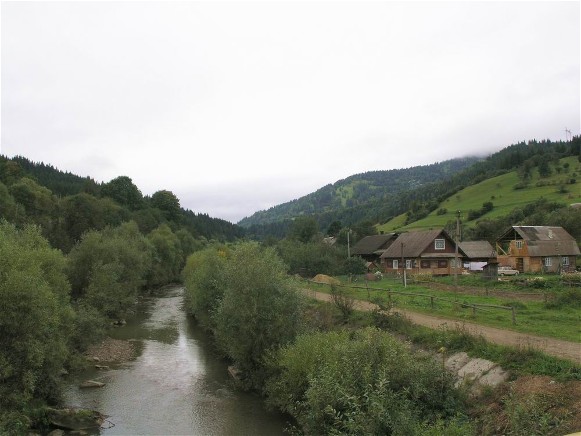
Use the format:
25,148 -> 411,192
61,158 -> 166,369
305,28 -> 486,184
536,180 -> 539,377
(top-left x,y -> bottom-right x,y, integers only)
459,241 -> 496,259
499,226 -> 580,257
380,229 -> 460,258
351,234 -> 397,255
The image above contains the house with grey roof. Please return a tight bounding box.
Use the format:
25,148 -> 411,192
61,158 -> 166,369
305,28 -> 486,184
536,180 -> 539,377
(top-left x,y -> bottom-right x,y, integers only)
350,233 -> 398,264
496,226 -> 580,273
459,240 -> 496,271
380,229 -> 466,276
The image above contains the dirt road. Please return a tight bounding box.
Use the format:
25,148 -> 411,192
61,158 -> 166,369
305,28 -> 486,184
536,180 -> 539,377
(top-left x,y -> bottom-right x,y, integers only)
304,289 -> 581,364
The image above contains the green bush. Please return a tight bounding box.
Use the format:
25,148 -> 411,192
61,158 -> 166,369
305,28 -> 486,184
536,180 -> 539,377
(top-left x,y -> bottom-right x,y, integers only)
182,247 -> 228,328
266,328 -> 465,435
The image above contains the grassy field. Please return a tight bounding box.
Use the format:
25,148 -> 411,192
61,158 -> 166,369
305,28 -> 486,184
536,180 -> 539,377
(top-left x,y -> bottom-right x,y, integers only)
302,274 -> 581,342
377,156 -> 581,233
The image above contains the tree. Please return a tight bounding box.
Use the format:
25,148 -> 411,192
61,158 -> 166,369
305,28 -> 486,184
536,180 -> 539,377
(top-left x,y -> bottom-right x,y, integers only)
150,190 -> 181,222
0,222 -> 74,420
67,222 -> 152,309
146,224 -> 182,287
182,247 -> 229,328
289,216 -> 319,243
326,220 -> 342,237
101,176 -> 143,210
212,242 -> 304,389
538,160 -> 552,178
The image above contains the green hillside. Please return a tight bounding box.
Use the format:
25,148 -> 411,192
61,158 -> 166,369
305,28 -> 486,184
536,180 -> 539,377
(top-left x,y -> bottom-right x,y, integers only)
378,156 -> 581,233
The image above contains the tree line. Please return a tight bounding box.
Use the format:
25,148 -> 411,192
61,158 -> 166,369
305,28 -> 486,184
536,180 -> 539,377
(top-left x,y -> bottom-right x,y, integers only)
0,155 -> 246,432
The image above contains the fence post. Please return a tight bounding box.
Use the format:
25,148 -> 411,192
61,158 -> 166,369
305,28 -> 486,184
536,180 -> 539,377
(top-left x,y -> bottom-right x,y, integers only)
430,296 -> 434,309
511,307 -> 516,325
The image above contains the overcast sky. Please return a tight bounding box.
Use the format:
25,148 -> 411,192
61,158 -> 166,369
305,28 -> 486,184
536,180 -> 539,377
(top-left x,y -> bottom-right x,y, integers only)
1,1 -> 579,223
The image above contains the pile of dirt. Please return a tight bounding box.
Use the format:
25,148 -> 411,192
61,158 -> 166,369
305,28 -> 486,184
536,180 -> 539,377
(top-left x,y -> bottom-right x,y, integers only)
312,274 -> 341,285
85,337 -> 136,363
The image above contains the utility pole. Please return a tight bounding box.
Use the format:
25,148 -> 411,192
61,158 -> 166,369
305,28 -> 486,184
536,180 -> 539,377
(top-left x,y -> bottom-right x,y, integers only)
454,210 -> 460,290
347,228 -> 351,258
401,242 -> 406,288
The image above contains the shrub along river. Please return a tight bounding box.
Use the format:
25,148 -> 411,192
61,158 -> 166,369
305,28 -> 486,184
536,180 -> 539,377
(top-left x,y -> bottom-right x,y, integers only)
64,286 -> 287,435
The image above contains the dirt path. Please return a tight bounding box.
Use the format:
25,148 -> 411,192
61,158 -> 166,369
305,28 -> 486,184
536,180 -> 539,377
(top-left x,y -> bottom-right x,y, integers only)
303,289 -> 581,364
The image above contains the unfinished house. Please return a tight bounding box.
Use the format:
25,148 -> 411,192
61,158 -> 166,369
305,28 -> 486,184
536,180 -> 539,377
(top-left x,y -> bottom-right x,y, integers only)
496,226 -> 580,273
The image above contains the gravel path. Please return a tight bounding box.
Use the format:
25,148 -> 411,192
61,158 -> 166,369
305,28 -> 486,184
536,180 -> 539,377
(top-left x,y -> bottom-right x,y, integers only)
304,289 -> 581,364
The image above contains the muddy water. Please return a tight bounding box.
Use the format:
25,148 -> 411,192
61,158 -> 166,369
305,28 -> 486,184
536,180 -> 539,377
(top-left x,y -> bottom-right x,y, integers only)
64,286 -> 287,435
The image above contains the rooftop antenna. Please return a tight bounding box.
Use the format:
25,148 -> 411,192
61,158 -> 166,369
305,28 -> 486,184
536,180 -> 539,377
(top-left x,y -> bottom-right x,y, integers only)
565,128 -> 572,141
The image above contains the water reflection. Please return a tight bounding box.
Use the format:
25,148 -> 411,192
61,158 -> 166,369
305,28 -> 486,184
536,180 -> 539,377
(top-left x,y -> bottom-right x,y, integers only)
65,287 -> 286,435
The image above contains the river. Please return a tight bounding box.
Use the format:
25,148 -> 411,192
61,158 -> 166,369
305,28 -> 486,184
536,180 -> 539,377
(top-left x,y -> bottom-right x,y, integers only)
64,286 -> 288,435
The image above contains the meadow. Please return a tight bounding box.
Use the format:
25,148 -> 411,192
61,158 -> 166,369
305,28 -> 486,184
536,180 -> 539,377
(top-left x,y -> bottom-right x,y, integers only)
378,156 -> 581,232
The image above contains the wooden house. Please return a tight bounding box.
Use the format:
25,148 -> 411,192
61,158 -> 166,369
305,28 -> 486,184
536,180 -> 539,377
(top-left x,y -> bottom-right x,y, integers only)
380,229 -> 465,276
458,241 -> 496,271
350,233 -> 398,264
496,226 -> 580,273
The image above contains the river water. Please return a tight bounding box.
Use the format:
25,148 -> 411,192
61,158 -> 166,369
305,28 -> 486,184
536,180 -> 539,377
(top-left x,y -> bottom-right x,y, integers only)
64,286 -> 288,435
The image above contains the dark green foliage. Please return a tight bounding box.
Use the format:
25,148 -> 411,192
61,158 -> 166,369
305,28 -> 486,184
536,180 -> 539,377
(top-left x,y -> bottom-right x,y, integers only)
150,190 -> 181,222
276,239 -> 344,277
467,201 -> 494,221
326,220 -> 342,236
101,175 -> 143,210
288,216 -> 320,242
67,222 -> 152,316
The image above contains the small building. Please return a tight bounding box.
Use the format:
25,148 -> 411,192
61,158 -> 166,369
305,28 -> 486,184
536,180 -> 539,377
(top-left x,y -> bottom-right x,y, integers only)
496,226 -> 580,273
459,241 -> 496,271
380,229 -> 465,276
350,233 -> 398,264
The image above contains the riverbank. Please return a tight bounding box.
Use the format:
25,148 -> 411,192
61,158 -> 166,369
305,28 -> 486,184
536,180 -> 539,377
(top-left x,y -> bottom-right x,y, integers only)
84,338 -> 136,363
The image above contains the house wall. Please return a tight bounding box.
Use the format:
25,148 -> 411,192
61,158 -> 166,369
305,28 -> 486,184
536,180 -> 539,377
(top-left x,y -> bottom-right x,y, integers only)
498,255 -> 576,273
381,258 -> 461,276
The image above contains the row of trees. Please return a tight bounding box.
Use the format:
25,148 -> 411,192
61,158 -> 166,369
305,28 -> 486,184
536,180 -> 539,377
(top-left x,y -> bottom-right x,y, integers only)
0,155 -> 244,253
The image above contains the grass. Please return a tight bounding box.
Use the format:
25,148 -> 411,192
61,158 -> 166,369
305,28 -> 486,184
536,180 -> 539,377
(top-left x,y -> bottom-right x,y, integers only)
302,275 -> 581,342
377,156 -> 581,232
302,295 -> 581,381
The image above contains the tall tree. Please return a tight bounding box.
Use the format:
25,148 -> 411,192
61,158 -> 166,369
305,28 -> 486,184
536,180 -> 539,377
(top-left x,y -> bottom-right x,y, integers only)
101,176 -> 143,210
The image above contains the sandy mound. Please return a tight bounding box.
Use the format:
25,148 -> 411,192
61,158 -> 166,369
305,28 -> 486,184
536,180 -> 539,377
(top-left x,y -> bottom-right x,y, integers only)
312,274 -> 341,285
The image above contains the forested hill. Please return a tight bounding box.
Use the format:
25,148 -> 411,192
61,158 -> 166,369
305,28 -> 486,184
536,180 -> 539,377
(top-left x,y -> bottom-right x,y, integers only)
240,138 -> 581,240
0,155 -> 244,249
238,157 -> 480,229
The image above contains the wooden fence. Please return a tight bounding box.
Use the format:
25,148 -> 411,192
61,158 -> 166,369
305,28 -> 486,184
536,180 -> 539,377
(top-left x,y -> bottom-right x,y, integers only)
306,279 -> 518,325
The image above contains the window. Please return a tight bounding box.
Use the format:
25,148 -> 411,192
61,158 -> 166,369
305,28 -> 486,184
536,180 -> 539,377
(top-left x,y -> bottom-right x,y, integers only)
392,259 -> 398,269
434,239 -> 445,250
421,260 -> 430,269
544,257 -> 552,267
562,257 -> 569,266
437,260 -> 448,268
405,259 -> 412,269
515,240 -> 523,249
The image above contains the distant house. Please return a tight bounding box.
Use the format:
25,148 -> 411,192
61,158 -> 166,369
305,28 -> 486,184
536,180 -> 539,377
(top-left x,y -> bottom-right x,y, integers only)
350,233 -> 398,264
380,229 -> 465,276
496,226 -> 580,273
459,241 -> 496,271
